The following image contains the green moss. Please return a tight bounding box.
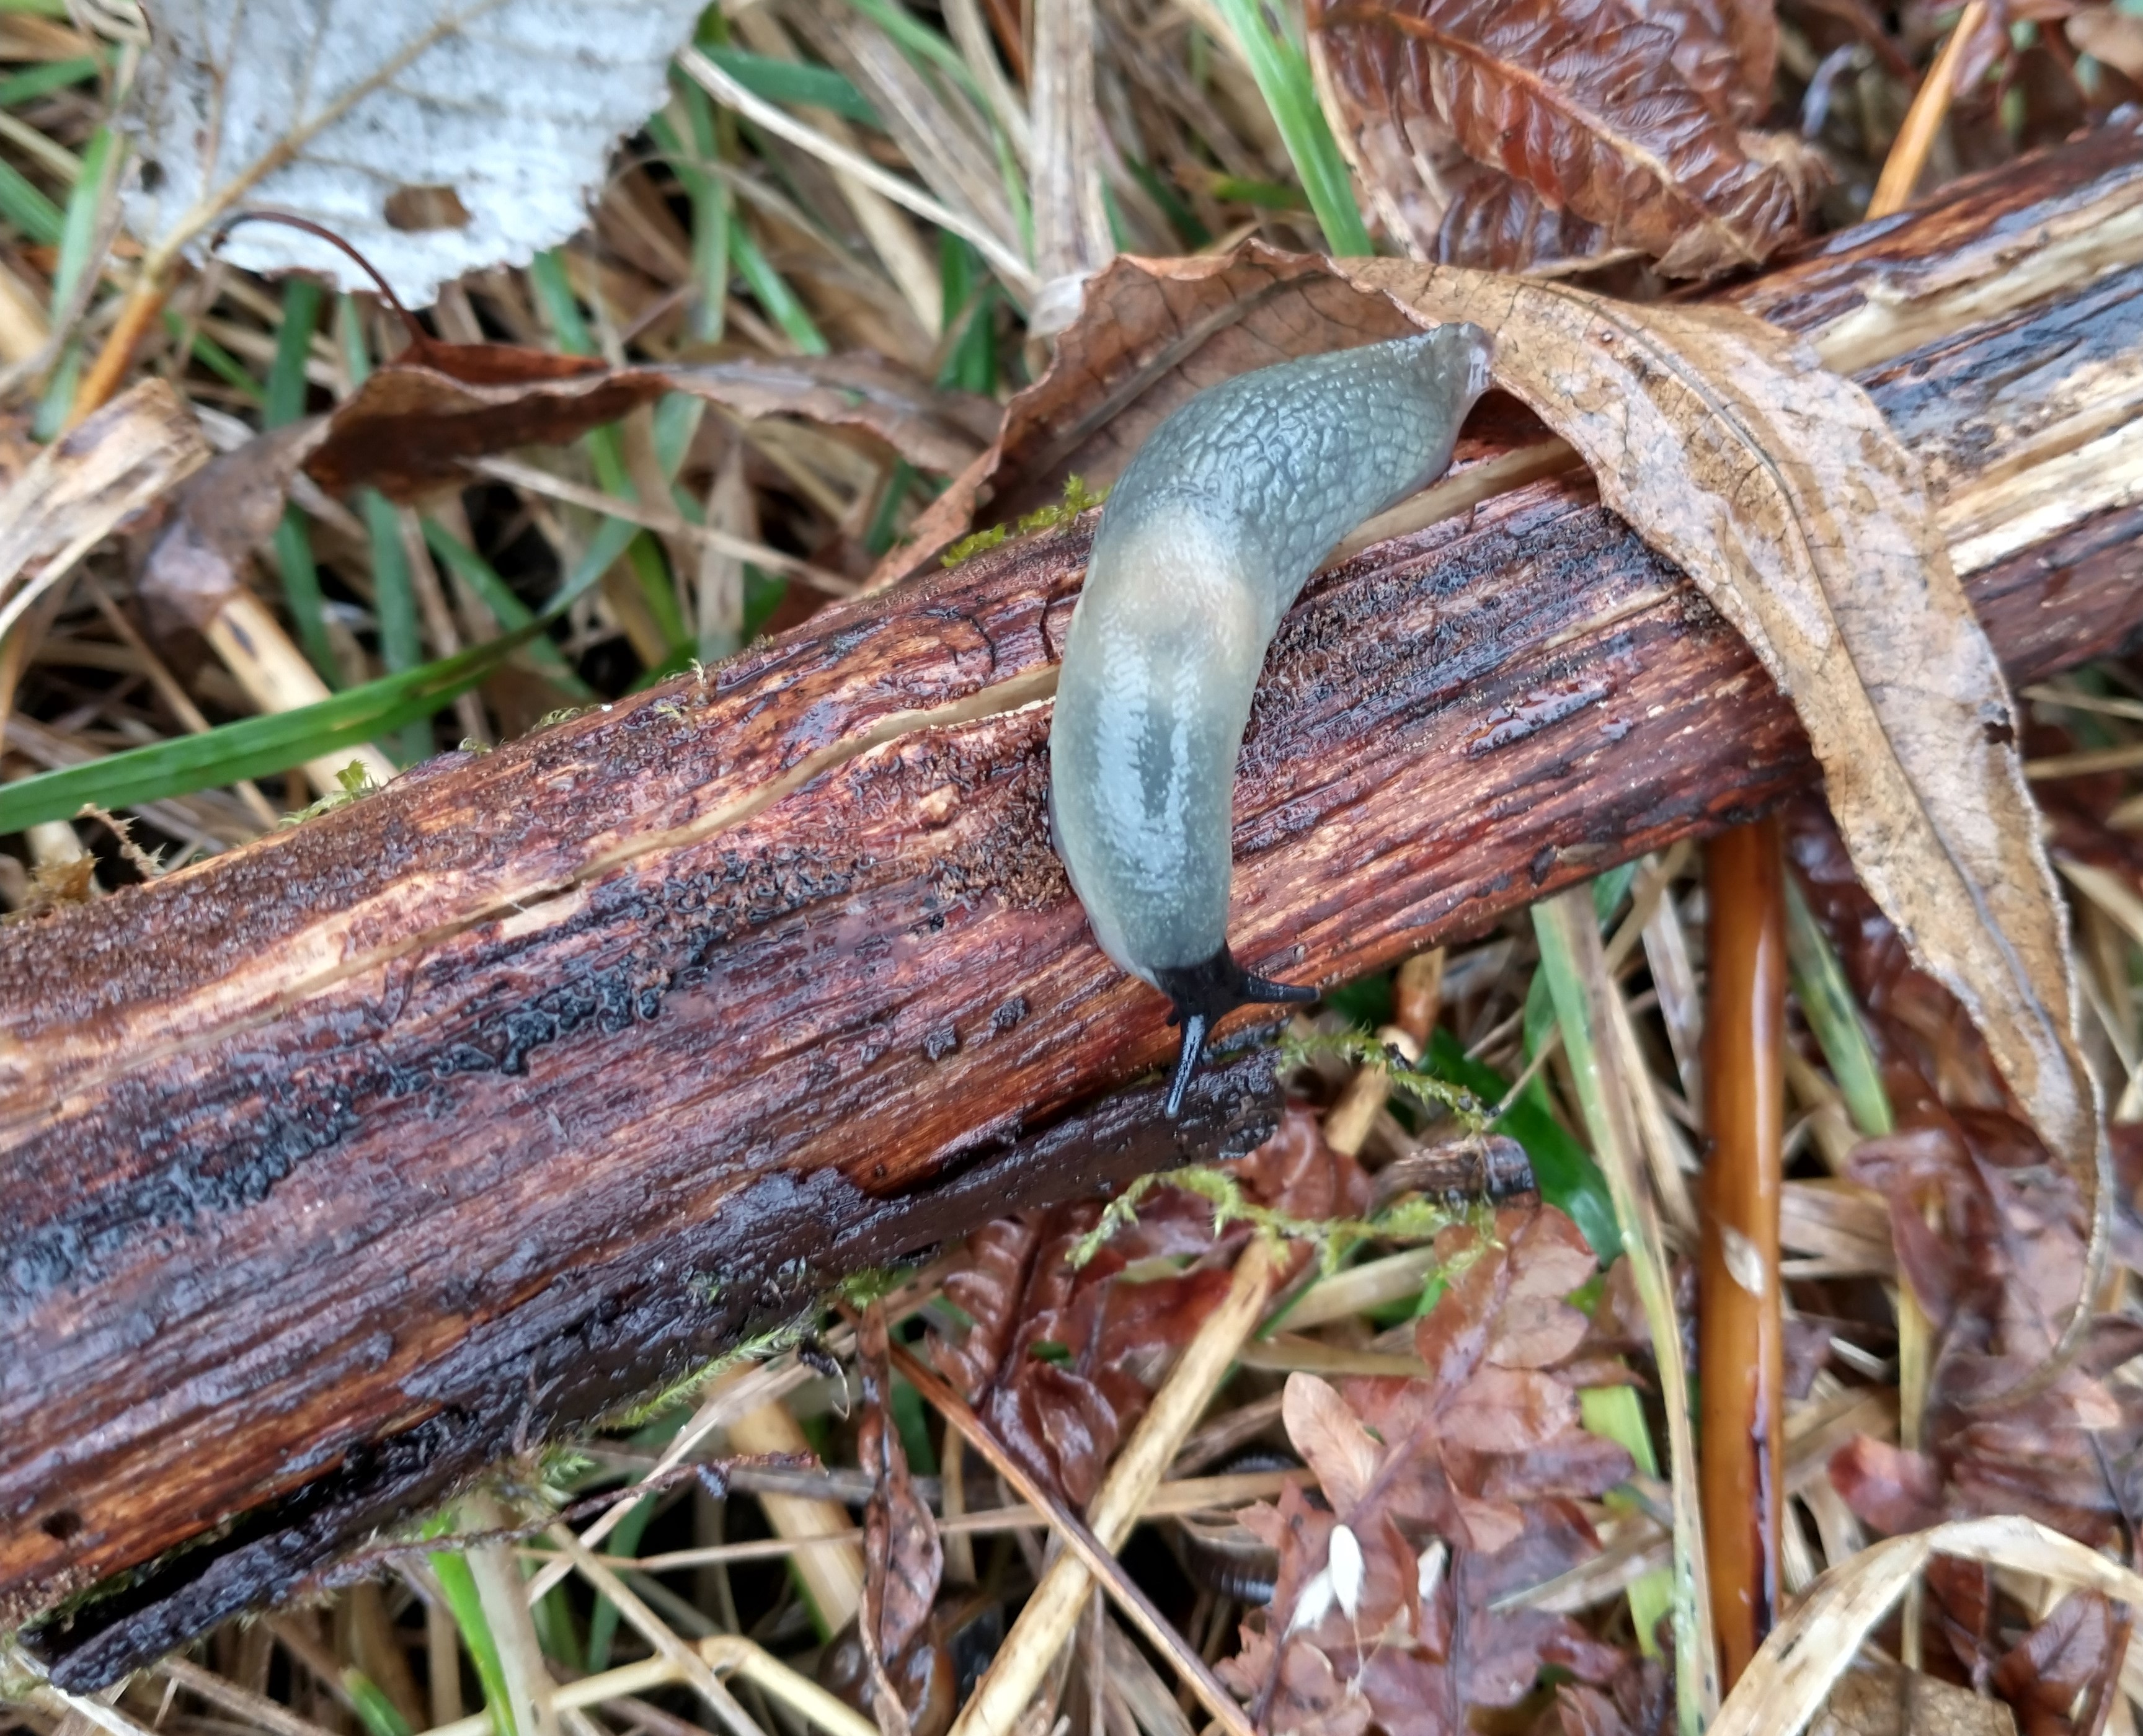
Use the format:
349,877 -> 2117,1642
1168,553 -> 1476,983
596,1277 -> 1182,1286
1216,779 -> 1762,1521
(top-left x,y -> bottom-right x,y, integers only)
941,474 -> 1110,568
940,523 -> 1009,567
278,760 -> 378,827
1068,1162 -> 1481,1275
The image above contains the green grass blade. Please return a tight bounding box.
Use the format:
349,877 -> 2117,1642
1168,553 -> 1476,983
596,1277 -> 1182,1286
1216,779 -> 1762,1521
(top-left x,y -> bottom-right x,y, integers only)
0,645 -> 504,831
1784,873 -> 1894,1136
0,535 -> 621,834
0,55 -> 99,107
259,278 -> 337,680
1210,173 -> 1308,210
1424,1028 -> 1620,1259
653,94 -> 734,345
422,518 -> 595,699
48,124 -> 112,313
343,1671 -> 414,1736
272,511 -> 339,684
530,251 -> 693,657
583,1494 -> 656,1673
162,311 -> 265,402
728,223 -> 830,355
267,278 -> 322,428
31,124 -> 113,435
427,1550 -> 515,1736
701,46 -> 879,124
1202,0 -> 1372,255
362,490 -> 428,764
0,156 -> 61,244
1533,889 -> 1711,1736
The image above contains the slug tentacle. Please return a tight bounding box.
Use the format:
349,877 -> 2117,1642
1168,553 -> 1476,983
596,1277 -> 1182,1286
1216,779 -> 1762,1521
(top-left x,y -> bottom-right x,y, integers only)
1156,946 -> 1321,1116
1049,322 -> 1496,1114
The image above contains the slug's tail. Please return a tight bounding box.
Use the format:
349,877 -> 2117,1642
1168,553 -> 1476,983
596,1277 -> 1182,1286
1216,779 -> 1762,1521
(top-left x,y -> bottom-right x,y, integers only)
1155,946 -> 1319,1117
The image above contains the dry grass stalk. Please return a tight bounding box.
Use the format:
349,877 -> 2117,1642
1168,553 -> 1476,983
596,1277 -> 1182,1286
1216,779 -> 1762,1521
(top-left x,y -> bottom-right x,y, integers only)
943,1236 -> 1280,1736
722,1398 -> 867,1635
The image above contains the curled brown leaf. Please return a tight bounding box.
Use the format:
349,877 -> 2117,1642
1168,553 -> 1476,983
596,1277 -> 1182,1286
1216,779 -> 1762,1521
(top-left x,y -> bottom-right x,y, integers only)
1313,0 -> 1812,276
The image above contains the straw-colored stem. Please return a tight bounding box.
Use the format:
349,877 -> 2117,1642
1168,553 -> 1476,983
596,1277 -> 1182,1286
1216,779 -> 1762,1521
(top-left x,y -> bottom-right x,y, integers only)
725,1396 -> 866,1636
1868,1 -> 1988,219
898,1243 -> 1275,1736
203,590 -> 398,797
64,274 -> 167,430
1534,888 -> 1718,1735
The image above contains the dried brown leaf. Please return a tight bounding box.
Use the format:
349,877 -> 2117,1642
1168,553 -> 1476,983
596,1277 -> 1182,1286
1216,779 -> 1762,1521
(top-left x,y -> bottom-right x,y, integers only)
306,352 -> 996,500
1809,1664 -> 2020,1736
857,1303 -> 941,1676
1280,1373 -> 1382,1515
138,422 -> 332,632
1341,263 -> 2106,1357
1313,0 -> 1810,277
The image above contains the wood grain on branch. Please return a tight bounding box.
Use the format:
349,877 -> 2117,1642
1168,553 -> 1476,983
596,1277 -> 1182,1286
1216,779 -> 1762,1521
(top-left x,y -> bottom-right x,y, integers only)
6,118 -> 2143,1685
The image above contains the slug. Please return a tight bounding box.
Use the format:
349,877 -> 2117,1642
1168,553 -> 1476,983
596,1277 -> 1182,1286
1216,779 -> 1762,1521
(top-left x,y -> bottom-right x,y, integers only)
1049,322 -> 1496,1115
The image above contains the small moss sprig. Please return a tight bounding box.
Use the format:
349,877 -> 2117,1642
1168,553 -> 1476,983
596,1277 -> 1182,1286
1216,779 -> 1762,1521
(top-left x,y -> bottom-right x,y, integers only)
278,760 -> 378,827
941,474 -> 1109,567
1068,1162 -> 1481,1277
1279,1027 -> 1493,1129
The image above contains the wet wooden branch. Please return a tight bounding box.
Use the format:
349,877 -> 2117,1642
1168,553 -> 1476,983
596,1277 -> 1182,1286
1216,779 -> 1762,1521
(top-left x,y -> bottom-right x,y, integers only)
7,118 -> 2143,1686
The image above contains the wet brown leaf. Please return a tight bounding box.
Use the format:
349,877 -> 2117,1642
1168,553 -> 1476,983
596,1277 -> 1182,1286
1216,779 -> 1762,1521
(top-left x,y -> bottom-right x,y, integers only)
1233,1102 -> 1374,1223
1798,802 -> 2143,1552
305,352 -> 998,500
1430,168 -> 1612,272
856,1302 -> 941,1680
1993,1592 -> 2118,1736
1556,1658 -> 1673,1736
1828,1435 -> 1947,1537
1312,0 -> 1811,276
928,1190 -> 1231,1507
1793,804 -> 2129,1446
926,1105 -> 1366,1506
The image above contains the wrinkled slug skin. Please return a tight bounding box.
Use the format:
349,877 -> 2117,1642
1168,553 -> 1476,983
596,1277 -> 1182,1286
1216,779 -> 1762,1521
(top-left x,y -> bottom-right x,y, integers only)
1050,324 -> 1494,996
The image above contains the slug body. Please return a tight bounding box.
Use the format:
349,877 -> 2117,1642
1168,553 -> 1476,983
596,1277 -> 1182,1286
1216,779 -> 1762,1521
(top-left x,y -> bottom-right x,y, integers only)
1049,323 -> 1495,1114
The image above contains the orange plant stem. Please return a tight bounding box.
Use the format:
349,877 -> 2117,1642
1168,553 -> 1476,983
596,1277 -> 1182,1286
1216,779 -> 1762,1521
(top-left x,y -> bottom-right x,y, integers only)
64,275 -> 168,430
1700,815 -> 1787,1690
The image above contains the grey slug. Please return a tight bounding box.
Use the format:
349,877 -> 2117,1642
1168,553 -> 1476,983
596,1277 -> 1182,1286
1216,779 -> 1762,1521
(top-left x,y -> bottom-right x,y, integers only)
1049,323 -> 1495,1115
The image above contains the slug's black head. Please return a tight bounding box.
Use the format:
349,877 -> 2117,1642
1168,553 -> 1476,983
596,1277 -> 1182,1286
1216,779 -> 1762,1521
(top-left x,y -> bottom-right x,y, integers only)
1153,946 -> 1318,1118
